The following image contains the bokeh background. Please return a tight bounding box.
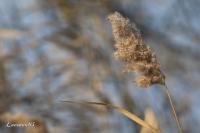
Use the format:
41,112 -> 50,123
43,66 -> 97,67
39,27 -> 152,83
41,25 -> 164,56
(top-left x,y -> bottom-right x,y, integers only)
0,0 -> 200,133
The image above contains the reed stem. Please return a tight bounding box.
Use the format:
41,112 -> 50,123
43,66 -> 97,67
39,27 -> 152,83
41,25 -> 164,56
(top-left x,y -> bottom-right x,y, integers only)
164,85 -> 183,133
61,100 -> 160,133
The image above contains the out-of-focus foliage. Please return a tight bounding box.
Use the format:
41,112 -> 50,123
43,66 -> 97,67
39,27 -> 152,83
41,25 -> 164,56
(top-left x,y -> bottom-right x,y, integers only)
0,0 -> 200,133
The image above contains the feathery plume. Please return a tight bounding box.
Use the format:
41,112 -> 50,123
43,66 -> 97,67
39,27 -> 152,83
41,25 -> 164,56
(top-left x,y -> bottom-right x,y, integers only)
108,12 -> 165,87
108,12 -> 183,133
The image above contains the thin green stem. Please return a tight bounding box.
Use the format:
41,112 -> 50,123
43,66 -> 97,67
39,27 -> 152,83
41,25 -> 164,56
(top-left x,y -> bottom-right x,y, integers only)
164,85 -> 183,133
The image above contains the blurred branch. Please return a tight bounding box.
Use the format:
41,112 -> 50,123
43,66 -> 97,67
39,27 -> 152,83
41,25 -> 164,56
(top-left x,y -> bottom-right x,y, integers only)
0,29 -> 24,38
0,58 -> 13,114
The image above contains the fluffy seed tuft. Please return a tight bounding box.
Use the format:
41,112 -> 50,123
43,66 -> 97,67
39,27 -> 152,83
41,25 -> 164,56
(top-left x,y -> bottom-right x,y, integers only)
108,12 -> 165,87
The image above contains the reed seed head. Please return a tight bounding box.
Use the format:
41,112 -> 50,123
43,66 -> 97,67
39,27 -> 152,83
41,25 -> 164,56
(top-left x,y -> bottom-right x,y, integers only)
108,12 -> 165,87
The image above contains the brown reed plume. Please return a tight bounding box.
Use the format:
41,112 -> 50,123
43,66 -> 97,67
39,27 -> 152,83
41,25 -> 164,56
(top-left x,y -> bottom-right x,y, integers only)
108,12 -> 183,133
107,12 -> 165,87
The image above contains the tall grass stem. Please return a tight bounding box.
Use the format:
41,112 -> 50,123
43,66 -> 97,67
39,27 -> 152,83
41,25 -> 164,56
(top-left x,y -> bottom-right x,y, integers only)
164,85 -> 183,133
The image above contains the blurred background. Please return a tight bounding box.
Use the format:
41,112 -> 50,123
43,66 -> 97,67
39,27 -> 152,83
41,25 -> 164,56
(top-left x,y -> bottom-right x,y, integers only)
0,0 -> 200,133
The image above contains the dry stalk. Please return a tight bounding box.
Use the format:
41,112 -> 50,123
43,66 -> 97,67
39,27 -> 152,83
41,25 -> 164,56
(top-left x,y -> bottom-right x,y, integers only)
140,108 -> 161,133
62,100 -> 160,133
164,85 -> 183,133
